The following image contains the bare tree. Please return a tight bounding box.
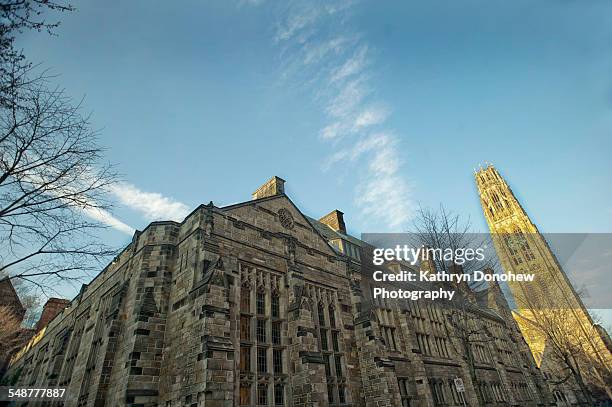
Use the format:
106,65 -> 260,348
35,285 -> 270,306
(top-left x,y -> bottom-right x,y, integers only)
0,67 -> 118,293
512,292 -> 612,404
410,204 -> 509,406
1,0 -> 73,106
411,204 -> 499,291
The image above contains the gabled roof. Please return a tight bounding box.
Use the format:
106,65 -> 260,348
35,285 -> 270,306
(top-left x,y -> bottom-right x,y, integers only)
220,193 -> 286,211
305,215 -> 368,249
221,193 -> 340,257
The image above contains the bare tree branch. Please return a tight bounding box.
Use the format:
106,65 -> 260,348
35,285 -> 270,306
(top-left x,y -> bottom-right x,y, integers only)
0,66 -> 119,293
512,287 -> 612,403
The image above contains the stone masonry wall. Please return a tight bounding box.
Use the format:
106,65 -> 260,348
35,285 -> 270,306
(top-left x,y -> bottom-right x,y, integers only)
4,192 -> 552,407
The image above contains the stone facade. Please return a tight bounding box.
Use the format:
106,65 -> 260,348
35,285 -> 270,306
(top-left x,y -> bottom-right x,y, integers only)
35,299 -> 72,332
5,177 -> 551,406
0,278 -> 26,322
0,278 -> 29,378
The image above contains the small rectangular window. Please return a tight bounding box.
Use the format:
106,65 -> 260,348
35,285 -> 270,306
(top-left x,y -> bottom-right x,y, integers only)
272,322 -> 281,345
257,348 -> 267,373
338,385 -> 346,404
273,349 -> 283,374
335,355 -> 342,377
271,294 -> 280,318
318,305 -> 326,327
327,384 -> 335,404
256,292 -> 265,315
240,316 -> 250,341
240,346 -> 250,371
241,287 -> 250,313
320,329 -> 328,351
324,354 -> 331,376
274,384 -> 284,406
257,319 -> 267,342
332,331 -> 339,352
257,383 -> 267,405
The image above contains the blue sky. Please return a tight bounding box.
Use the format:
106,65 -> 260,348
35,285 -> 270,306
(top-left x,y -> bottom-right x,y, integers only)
16,0 -> 612,316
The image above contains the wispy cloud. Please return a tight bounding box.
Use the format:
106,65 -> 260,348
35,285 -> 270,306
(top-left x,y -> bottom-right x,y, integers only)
83,206 -> 135,235
18,163 -> 138,236
326,76 -> 369,119
275,5 -> 322,43
109,183 -> 190,223
330,45 -> 368,83
354,106 -> 389,129
256,0 -> 414,229
303,36 -> 354,65
79,182 -> 190,235
55,171 -> 191,235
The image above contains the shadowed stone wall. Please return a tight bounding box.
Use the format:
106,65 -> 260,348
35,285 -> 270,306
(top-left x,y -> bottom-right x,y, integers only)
4,181 -> 552,407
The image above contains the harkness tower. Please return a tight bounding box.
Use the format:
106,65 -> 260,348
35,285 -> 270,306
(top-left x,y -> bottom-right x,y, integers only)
475,163 -> 611,399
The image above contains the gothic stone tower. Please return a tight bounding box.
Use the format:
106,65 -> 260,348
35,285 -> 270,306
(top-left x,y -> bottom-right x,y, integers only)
475,163 -> 611,400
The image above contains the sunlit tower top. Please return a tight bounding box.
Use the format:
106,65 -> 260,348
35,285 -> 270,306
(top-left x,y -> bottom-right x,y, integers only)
475,163 -> 537,235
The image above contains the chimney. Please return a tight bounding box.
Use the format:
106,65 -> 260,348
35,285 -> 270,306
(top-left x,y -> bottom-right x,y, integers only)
35,298 -> 70,331
252,176 -> 286,200
319,210 -> 346,234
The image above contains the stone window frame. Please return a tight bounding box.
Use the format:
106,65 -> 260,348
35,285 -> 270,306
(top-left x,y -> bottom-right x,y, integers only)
271,321 -> 282,345
256,289 -> 266,316
257,383 -> 267,405
241,284 -> 251,313
272,348 -> 283,374
397,377 -> 413,407
328,304 -> 336,328
271,292 -> 280,319
256,318 -> 267,343
240,346 -> 251,371
429,378 -> 448,405
256,347 -> 267,373
239,263 -> 289,406
308,283 -> 346,407
240,315 -> 251,341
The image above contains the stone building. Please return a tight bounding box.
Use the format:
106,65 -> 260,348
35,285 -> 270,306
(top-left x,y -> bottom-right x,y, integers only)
0,278 -> 26,322
0,277 -> 29,378
5,176 -> 551,406
34,299 -> 72,333
0,279 -> 69,379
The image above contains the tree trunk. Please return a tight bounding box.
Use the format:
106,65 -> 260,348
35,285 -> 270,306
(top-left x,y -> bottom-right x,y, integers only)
567,354 -> 594,405
464,337 -> 485,406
